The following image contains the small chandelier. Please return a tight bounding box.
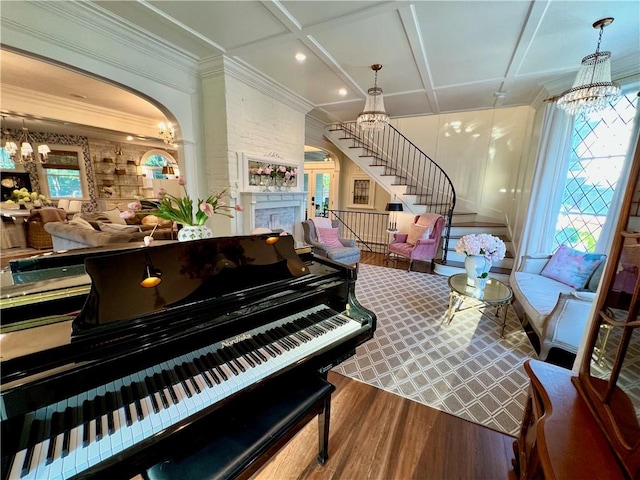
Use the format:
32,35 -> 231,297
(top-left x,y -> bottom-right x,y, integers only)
158,122 -> 175,145
556,18 -> 621,116
357,64 -> 390,131
3,120 -> 50,164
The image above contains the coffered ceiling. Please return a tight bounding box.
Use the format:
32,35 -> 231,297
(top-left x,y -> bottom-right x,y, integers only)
1,0 -> 639,139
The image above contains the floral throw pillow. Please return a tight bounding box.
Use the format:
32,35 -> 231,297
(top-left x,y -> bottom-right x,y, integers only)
540,245 -> 606,289
407,224 -> 431,246
316,227 -> 343,249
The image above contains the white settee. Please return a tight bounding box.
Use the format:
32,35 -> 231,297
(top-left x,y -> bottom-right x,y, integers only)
510,253 -> 603,360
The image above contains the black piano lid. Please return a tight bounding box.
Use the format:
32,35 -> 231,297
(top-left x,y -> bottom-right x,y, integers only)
73,234 -> 310,332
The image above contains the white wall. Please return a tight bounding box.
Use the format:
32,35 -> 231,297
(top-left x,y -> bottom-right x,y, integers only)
393,106 -> 535,223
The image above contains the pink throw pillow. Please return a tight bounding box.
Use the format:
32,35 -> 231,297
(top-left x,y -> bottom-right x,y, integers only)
540,244 -> 606,289
406,223 -> 431,246
316,227 -> 343,249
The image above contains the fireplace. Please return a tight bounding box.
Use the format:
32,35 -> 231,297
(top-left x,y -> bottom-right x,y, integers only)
240,191 -> 307,235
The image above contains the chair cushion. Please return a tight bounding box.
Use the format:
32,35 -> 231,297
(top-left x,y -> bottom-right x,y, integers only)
388,242 -> 414,257
69,215 -> 96,230
316,227 -> 343,249
540,244 -> 605,289
511,271 -> 575,328
407,224 -> 430,245
98,221 -> 140,234
102,207 -> 127,225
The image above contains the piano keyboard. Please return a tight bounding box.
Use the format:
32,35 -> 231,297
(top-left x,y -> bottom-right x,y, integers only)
7,305 -> 361,480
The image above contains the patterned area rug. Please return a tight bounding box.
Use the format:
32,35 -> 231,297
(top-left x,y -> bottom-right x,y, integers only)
333,264 -> 538,436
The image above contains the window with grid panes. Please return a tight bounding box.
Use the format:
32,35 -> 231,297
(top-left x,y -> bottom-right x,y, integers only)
42,150 -> 84,198
553,92 -> 638,252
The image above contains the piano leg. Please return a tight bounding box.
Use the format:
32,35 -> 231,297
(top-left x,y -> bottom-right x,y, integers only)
317,396 -> 331,464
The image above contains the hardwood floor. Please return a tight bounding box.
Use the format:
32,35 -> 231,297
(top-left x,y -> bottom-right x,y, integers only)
254,372 -> 519,480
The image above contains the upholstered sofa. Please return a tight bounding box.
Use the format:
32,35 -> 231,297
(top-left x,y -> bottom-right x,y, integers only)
510,248 -> 606,360
44,211 -> 174,251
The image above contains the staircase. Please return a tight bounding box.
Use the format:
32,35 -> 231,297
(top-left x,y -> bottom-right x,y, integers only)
325,122 -> 456,261
324,122 -> 515,278
435,215 -> 515,281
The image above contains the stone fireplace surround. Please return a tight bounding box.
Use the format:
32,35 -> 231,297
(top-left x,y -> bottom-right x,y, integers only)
240,191 -> 307,236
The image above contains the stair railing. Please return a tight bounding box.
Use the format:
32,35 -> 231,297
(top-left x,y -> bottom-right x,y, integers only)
330,121 -> 456,263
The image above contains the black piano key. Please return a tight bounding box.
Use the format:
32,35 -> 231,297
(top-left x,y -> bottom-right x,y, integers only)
82,399 -> 93,448
249,337 -> 272,360
241,340 -> 264,364
216,350 -> 239,376
120,386 -> 133,427
173,365 -> 193,398
144,377 -> 161,414
281,324 -> 307,343
162,370 -> 180,405
153,373 -> 171,409
264,329 -> 289,351
256,334 -> 278,357
294,317 -> 321,337
193,357 -> 215,387
131,383 -> 145,421
223,347 -> 246,372
184,362 -> 202,394
45,411 -> 61,465
276,326 -> 300,346
95,395 -> 106,441
21,419 -> 43,477
232,343 -> 256,368
201,354 -> 224,383
105,392 -> 116,435
61,407 -> 74,457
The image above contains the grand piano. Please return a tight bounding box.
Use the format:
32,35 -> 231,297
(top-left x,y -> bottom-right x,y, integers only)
0,234 -> 376,479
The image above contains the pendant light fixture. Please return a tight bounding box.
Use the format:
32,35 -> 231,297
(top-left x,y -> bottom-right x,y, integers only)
357,64 -> 390,131
556,18 -> 621,116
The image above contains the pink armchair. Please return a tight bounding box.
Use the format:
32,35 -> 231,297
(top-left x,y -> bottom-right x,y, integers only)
388,213 -> 445,271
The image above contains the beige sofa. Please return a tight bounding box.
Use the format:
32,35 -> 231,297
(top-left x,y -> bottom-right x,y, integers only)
510,253 -> 604,360
44,211 -> 174,251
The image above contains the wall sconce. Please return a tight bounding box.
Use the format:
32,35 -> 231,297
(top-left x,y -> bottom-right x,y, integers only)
140,253 -> 162,288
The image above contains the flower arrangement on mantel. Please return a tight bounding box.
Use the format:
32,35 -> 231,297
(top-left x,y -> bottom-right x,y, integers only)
120,176 -> 243,227
455,233 -> 506,262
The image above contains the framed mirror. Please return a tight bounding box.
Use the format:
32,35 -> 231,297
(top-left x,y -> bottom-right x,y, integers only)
240,153 -> 299,192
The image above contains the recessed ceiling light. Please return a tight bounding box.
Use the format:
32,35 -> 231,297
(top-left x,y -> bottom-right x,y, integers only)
126,135 -> 134,141
295,53 -> 306,62
338,88 -> 347,96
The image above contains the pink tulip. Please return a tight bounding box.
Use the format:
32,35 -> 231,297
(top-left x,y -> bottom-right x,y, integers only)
177,176 -> 186,186
143,236 -> 154,247
128,201 -> 142,211
278,165 -> 287,173
200,201 -> 214,217
234,205 -> 244,211
263,167 -> 272,175
157,187 -> 166,197
119,210 -> 135,219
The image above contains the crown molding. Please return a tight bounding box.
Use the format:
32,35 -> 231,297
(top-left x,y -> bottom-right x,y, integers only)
1,1 -> 199,95
1,84 -> 160,138
199,56 -> 314,115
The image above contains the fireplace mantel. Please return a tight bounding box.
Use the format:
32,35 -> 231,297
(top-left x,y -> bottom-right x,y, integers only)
240,191 -> 307,235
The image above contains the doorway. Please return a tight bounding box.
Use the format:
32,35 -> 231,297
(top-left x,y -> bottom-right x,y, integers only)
304,146 -> 338,220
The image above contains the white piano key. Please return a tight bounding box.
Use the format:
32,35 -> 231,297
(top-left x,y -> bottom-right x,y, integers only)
21,441 -> 43,480
32,438 -> 51,480
61,425 -> 80,478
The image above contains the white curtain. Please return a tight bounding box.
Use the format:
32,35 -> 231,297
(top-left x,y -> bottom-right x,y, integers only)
515,103 -> 573,260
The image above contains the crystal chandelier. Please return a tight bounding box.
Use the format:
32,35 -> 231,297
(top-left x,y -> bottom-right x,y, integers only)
357,64 -> 390,131
556,18 -> 621,116
158,122 -> 175,145
2,119 -> 50,164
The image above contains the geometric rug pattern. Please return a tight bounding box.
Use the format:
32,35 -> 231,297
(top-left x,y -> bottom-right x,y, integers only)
332,264 -> 538,436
